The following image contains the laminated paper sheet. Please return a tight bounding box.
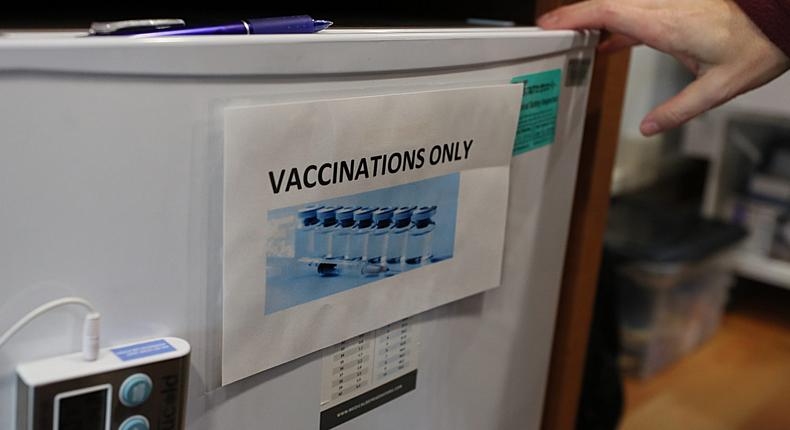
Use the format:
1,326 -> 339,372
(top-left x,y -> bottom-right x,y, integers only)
222,85 -> 522,385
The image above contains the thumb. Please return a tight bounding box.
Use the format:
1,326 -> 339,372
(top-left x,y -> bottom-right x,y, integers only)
640,72 -> 729,136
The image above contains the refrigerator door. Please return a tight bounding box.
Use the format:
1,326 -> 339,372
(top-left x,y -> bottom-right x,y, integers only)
0,28 -> 596,430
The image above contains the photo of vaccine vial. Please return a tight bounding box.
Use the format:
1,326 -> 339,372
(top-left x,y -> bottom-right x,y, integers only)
265,173 -> 459,314
332,207 -> 357,259
295,205 -> 322,258
405,206 -> 437,265
387,206 -> 416,268
348,207 -> 375,260
314,206 -> 338,258
368,207 -> 394,263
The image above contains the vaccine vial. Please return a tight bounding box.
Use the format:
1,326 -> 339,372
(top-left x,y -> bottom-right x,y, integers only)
347,207 -> 375,260
314,206 -> 338,258
294,205 -> 322,258
405,206 -> 437,265
332,207 -> 357,259
368,207 -> 394,263
387,206 -> 416,267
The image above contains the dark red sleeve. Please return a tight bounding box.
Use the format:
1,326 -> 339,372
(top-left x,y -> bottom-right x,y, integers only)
735,0 -> 790,58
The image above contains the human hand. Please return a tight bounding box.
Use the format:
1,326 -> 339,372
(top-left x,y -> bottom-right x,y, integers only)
538,0 -> 790,136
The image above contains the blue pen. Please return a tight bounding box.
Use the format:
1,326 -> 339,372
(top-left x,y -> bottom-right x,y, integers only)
91,15 -> 333,37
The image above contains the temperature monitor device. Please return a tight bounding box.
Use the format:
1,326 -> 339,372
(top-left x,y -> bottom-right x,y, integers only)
16,337 -> 190,430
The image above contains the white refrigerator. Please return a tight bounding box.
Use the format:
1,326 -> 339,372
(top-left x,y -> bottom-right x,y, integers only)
0,27 -> 596,430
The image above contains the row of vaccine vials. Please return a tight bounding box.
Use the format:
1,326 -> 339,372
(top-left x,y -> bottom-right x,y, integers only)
295,205 -> 438,267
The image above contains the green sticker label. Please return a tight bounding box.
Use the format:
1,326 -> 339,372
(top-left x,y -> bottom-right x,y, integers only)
511,69 -> 562,155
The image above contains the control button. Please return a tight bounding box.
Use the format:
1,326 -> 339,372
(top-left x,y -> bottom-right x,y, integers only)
119,373 -> 153,407
118,415 -> 149,430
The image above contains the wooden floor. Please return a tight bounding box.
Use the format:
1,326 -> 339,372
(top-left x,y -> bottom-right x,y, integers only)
620,282 -> 790,430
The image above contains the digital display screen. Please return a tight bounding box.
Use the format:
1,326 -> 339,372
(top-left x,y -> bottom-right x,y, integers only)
57,387 -> 108,430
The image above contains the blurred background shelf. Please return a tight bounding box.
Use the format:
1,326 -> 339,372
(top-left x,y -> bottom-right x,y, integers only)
735,252 -> 790,291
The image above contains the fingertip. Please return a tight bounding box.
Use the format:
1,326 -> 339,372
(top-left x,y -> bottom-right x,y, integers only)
641,76 -> 724,136
640,120 -> 661,136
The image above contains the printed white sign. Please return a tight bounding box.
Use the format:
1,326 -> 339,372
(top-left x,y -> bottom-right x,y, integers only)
222,85 -> 521,385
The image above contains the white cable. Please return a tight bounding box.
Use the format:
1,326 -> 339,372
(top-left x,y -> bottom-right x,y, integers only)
82,312 -> 101,361
0,297 -> 101,361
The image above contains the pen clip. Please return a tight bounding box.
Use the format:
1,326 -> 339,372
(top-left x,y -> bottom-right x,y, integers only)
89,18 -> 186,35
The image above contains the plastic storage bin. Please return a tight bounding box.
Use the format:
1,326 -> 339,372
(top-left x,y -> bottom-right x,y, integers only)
606,197 -> 745,378
616,256 -> 732,378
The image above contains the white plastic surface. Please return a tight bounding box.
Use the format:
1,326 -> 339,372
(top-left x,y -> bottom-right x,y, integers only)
17,337 -> 190,387
0,28 -> 594,76
0,28 -> 595,429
